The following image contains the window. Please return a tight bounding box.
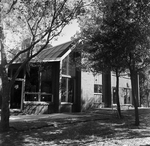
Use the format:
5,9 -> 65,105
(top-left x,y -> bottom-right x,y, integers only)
41,68 -> 52,93
25,93 -> 38,101
61,77 -> 74,102
113,88 -> 117,104
61,54 -> 76,103
25,92 -> 53,102
9,67 -> 24,78
62,56 -> 69,75
25,67 -> 39,92
25,65 -> 53,102
123,88 -> 130,104
94,84 -> 102,93
62,54 -> 76,77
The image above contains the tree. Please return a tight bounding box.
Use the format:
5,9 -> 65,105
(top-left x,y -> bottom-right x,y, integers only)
0,0 -> 83,132
139,68 -> 150,107
108,0 -> 150,126
77,0 -> 125,118
78,0 -> 150,126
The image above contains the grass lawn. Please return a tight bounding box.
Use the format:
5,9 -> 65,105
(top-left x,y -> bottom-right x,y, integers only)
0,108 -> 150,146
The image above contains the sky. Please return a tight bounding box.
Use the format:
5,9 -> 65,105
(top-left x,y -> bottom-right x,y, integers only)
51,19 -> 80,46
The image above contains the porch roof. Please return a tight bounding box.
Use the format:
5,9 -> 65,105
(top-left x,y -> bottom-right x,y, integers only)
35,41 -> 73,62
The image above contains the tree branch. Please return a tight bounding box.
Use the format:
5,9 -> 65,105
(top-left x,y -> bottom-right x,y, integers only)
7,0 -> 18,14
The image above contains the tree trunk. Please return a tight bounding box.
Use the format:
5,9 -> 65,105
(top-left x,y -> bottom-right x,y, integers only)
1,72 -> 10,132
102,70 -> 111,107
147,93 -> 149,107
0,11 -> 10,131
130,69 -> 140,126
115,70 -> 122,118
135,73 -> 140,107
0,44 -> 10,132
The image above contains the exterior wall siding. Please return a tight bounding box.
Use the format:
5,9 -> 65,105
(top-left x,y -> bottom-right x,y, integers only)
81,71 -> 132,111
81,71 -> 103,111
81,71 -> 95,101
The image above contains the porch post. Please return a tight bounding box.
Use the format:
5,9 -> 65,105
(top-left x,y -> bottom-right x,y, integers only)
21,69 -> 26,110
59,60 -> 62,107
20,80 -> 24,110
38,66 -> 42,102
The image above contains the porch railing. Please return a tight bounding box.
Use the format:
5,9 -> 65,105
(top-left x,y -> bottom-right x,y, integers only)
24,92 -> 53,103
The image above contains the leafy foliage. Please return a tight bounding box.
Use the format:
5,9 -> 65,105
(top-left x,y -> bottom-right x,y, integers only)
0,0 -> 84,132
78,0 -> 150,73
3,0 -> 83,61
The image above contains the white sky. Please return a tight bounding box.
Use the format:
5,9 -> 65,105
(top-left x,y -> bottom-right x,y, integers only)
51,19 -> 80,46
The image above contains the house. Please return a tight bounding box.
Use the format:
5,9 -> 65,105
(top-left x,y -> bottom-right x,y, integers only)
0,41 -> 81,114
0,41 -> 134,114
81,71 -> 132,110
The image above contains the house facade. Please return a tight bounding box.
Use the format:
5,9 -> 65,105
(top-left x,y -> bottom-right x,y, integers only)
0,41 -> 134,114
0,41 -> 81,114
81,71 -> 132,110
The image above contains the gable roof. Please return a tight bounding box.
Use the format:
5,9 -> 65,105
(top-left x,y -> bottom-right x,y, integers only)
0,41 -> 75,64
34,41 -> 74,62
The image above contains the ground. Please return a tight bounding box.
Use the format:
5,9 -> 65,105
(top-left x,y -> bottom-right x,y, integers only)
0,108 -> 150,146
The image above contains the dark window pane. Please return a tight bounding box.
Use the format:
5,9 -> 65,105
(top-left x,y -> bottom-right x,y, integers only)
62,57 -> 68,75
25,67 -> 39,92
25,93 -> 38,101
94,84 -> 102,93
94,84 -> 97,93
124,88 -> 131,104
12,68 -> 24,78
41,94 -> 53,102
113,88 -> 117,104
61,77 -> 74,102
61,77 -> 67,102
41,68 -> 52,93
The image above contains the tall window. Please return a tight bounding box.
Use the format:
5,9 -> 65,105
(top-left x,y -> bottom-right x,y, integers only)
61,78 -> 74,102
25,67 -> 39,92
61,55 -> 75,103
41,68 -> 52,93
123,88 -> 130,104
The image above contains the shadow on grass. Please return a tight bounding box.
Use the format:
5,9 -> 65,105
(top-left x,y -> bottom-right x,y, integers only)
1,121 -> 150,145
1,109 -> 150,145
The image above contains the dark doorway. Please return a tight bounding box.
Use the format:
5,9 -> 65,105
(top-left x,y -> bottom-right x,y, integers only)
11,81 -> 22,109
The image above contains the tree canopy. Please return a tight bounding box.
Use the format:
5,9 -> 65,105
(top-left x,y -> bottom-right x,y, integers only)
78,0 -> 150,72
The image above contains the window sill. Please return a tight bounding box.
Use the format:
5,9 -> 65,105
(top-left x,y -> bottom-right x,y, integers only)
24,101 -> 53,105
61,102 -> 73,105
94,93 -> 102,95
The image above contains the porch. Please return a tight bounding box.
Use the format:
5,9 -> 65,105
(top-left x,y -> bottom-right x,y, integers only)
4,41 -> 81,114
